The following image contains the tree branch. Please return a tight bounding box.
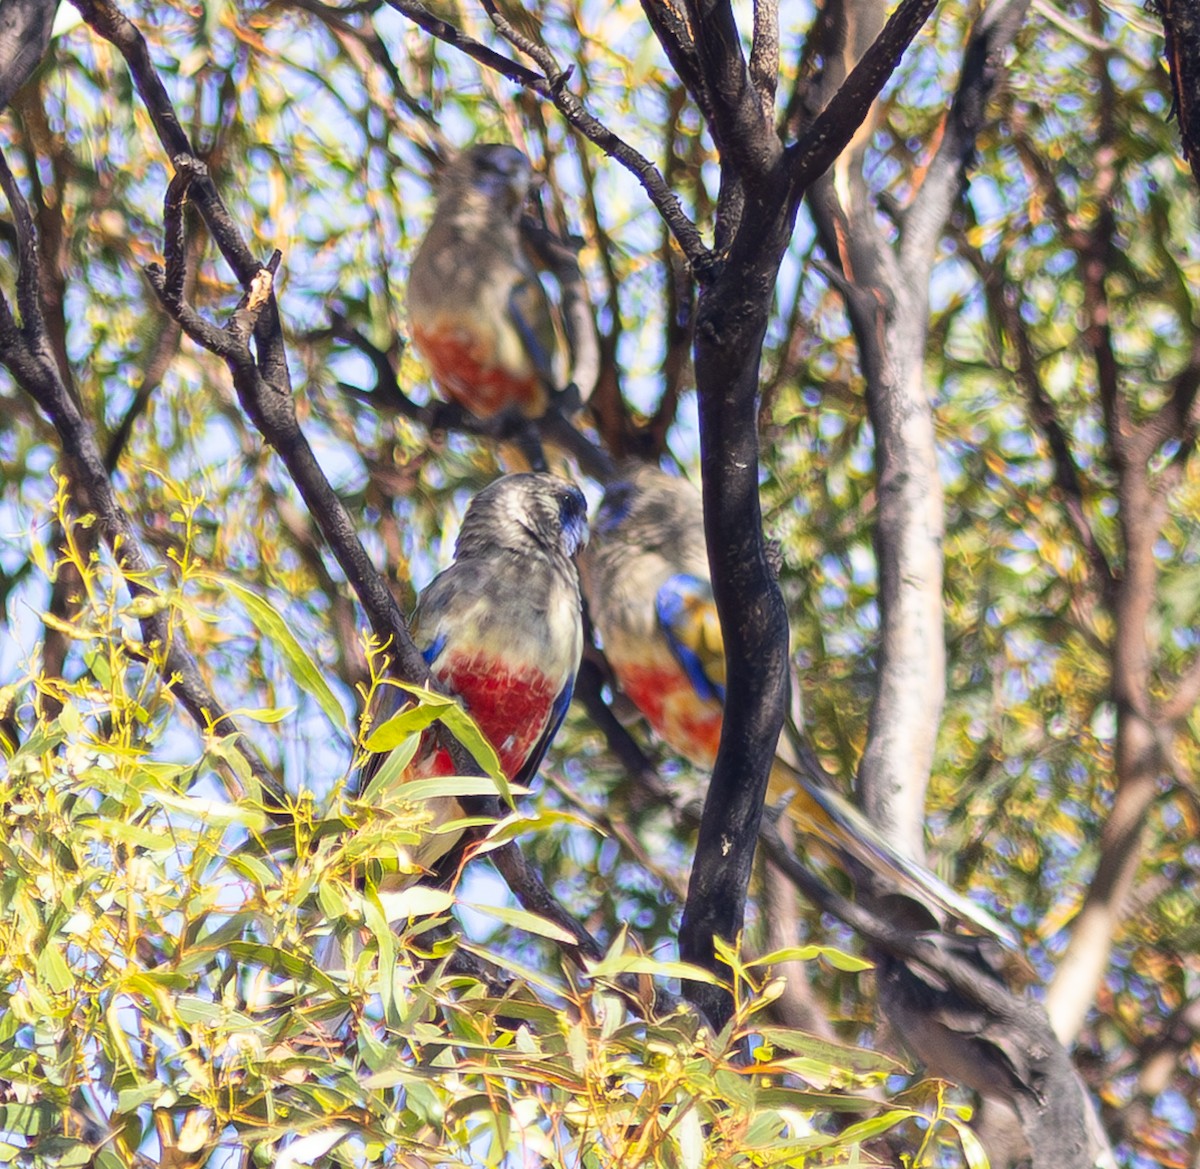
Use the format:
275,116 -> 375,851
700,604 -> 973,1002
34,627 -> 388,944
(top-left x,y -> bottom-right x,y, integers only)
686,0 -> 779,179
960,231 -> 1116,602
803,0 -> 1026,862
640,0 -> 710,134
385,0 -> 544,88
1150,0 -> 1200,189
901,0 -> 1031,263
0,147 -> 289,815
748,0 -> 779,125
388,0 -> 710,267
1044,24 -> 1168,1044
671,0 -> 947,1028
1158,649 -> 1200,723
138,156 -> 432,706
70,0 -> 292,393
785,0 -> 939,197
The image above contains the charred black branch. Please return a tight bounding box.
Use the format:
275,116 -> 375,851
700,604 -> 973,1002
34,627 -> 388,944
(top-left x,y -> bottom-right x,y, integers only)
0,0 -> 60,112
785,0 -> 938,195
680,195 -> 794,1027
1150,0 -> 1200,185
674,0 -> 941,1028
70,0 -> 292,392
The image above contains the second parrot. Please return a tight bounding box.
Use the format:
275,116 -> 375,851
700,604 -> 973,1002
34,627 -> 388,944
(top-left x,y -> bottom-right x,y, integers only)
580,463 -> 1011,939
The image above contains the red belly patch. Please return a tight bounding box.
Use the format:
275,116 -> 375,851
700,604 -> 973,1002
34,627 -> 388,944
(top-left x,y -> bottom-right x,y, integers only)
616,661 -> 723,768
415,653 -> 560,781
413,323 -> 544,419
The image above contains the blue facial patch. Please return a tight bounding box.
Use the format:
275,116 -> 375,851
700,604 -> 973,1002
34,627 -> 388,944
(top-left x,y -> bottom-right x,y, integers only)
595,481 -> 635,535
470,144 -> 530,197
557,485 -> 589,556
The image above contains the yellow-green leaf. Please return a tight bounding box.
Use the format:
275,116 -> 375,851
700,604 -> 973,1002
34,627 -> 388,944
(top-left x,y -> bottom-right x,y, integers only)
209,574 -> 347,732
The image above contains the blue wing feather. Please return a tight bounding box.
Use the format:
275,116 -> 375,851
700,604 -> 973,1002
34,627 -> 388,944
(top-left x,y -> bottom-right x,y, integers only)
656,574 -> 726,704
512,672 -> 576,789
421,631 -> 448,666
508,279 -> 558,389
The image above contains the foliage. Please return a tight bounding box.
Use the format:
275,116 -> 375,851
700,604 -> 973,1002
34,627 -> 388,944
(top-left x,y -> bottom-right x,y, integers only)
1,0 -> 1199,1166
0,489 -> 976,1167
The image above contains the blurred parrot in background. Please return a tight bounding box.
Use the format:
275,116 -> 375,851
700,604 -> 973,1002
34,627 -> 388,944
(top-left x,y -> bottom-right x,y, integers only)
580,462 -> 1011,940
405,143 -> 612,480
371,472 -> 588,876
407,143 -> 567,422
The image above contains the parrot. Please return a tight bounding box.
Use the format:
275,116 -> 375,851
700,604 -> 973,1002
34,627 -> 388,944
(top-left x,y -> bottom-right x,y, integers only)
405,142 -> 614,479
579,462 -> 1014,942
406,142 -> 571,425
312,473 -> 587,989
370,472 -> 588,876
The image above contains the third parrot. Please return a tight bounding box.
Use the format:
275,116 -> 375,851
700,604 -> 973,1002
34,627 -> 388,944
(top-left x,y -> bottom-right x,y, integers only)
580,462 -> 1011,939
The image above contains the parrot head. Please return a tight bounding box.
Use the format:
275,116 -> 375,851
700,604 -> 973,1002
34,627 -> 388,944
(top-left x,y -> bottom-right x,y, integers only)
456,473 -> 588,562
593,463 -> 704,553
443,143 -> 534,220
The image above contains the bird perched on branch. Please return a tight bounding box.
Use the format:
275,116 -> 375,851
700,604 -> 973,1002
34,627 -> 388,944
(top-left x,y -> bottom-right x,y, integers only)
407,144 -> 576,433
580,462 -> 1011,939
372,472 -> 588,875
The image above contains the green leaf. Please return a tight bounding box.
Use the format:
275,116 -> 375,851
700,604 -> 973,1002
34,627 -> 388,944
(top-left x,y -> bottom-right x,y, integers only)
458,941 -> 568,997
357,733 -> 421,801
117,1081 -> 168,1113
835,1108 -> 917,1144
226,704 -> 296,725
274,1126 -> 349,1168
174,995 -> 255,1027
224,941 -> 342,996
317,879 -> 349,921
587,952 -> 726,987
674,1100 -> 704,1169
752,1027 -> 904,1076
364,701 -> 446,750
951,1114 -> 991,1169
377,886 -> 456,921
747,943 -> 872,973
208,574 -> 347,732
387,775 -> 526,805
362,889 -> 398,1024
0,1103 -> 56,1136
460,900 -> 580,945
149,789 -> 269,832
36,942 -> 73,993
481,807 -> 601,848
384,682 -> 511,807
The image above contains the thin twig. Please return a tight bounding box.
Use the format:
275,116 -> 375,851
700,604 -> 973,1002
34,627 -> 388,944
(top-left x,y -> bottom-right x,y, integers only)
386,0 -> 709,267
0,148 -> 290,814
